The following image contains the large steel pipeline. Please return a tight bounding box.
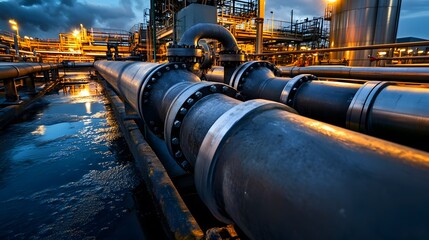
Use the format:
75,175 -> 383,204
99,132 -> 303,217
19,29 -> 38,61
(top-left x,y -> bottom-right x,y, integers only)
0,62 -> 60,80
206,62 -> 429,150
96,60 -> 429,239
94,61 -> 200,139
279,65 -> 429,82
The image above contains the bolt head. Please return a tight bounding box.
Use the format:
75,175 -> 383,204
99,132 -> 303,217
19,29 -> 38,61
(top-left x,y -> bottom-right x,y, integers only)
210,85 -> 217,92
175,151 -> 182,158
172,138 -> 179,145
186,98 -> 194,105
195,91 -> 203,98
173,120 -> 181,128
222,86 -> 229,92
179,107 -> 188,115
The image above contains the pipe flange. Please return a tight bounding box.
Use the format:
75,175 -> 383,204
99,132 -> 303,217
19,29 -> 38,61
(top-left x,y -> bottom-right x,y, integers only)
280,74 -> 317,107
167,44 -> 203,63
164,82 -> 239,172
195,99 -> 293,223
219,50 -> 246,63
346,81 -> 390,132
139,62 -> 191,136
229,61 -> 281,91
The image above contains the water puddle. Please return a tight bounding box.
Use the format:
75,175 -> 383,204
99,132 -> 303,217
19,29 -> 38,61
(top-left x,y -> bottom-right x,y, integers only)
0,74 -> 149,239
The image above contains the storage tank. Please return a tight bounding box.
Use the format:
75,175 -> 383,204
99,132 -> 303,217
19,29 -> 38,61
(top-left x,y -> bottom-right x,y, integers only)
330,0 -> 402,66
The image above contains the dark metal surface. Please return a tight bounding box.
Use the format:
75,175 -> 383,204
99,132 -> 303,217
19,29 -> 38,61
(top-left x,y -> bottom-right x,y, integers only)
347,81 -> 429,150
290,80 -> 361,127
200,104 -> 429,239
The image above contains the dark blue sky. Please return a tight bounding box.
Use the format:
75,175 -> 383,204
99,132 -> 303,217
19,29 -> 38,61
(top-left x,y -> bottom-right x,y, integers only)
0,0 -> 426,39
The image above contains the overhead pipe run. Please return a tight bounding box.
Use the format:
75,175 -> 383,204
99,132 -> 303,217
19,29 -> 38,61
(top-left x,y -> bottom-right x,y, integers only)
95,60 -> 429,239
278,66 -> 429,83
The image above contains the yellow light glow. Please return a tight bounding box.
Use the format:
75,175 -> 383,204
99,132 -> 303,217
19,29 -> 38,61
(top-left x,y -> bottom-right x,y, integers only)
378,51 -> 387,56
11,25 -> 18,31
73,29 -> 80,37
327,0 -> 336,3
407,49 -> 413,53
418,50 -> 424,54
9,19 -> 17,25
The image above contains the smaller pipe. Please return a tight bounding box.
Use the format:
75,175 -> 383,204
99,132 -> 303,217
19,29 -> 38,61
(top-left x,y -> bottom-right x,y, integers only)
255,0 -> 265,54
251,40 -> 429,57
279,66 -> 429,82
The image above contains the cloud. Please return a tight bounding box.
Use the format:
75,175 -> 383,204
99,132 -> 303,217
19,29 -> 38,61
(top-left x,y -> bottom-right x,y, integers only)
0,0 -> 426,40
0,0 -> 140,38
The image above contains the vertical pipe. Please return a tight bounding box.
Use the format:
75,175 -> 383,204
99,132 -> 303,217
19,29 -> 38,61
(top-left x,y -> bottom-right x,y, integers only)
255,0 -> 265,54
13,34 -> 19,56
150,0 -> 156,62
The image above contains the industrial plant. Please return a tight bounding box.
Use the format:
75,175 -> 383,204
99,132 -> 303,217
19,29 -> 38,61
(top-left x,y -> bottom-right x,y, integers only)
1,0 -> 429,239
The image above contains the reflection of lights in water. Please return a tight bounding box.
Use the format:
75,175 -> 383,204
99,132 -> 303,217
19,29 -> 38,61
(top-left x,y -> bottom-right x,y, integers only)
79,89 -> 90,97
31,125 -> 46,135
85,102 -> 92,114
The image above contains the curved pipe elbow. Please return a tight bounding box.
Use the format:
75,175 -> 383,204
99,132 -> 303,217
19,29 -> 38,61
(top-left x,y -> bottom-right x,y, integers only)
178,23 -> 239,52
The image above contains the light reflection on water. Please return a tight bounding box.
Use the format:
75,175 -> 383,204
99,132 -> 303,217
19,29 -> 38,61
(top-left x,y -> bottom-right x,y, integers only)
0,77 -> 145,239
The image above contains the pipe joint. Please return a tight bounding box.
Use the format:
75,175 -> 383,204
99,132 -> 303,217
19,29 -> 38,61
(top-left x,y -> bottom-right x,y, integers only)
346,81 -> 390,131
194,99 -> 294,223
280,74 -> 318,107
219,51 -> 246,65
230,61 -> 280,91
137,63 -> 190,135
167,44 -> 203,63
165,82 -> 239,171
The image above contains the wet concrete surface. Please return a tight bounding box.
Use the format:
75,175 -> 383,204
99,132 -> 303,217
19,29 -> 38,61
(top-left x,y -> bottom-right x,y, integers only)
0,73 -> 154,239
